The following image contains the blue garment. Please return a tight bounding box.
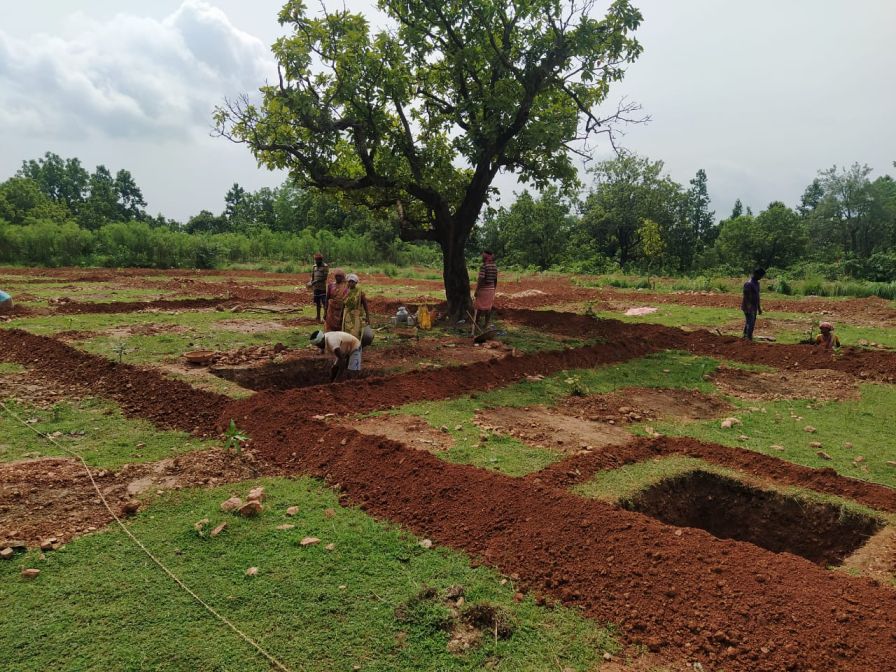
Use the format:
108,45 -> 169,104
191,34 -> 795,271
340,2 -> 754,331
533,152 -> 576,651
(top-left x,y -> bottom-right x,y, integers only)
0,290 -> 10,303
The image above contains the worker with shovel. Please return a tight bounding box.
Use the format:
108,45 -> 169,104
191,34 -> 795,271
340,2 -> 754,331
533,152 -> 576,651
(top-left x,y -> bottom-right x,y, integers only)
311,329 -> 362,382
472,251 -> 498,336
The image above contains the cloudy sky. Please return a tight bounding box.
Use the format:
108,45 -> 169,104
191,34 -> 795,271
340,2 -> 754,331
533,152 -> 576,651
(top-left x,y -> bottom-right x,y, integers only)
1,0 -> 894,222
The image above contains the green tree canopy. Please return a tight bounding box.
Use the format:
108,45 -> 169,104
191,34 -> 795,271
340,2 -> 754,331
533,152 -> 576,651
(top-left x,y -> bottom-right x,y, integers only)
215,0 -> 644,315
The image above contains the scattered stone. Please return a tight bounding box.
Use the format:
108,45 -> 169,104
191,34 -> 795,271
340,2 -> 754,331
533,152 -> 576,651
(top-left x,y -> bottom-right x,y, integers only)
245,567 -> 258,576
39,537 -> 59,552
853,456 -> 865,464
247,486 -> 265,502
238,500 -> 263,517
285,506 -> 300,516
220,496 -> 243,513
720,417 -> 741,429
738,434 -> 750,441
121,500 -> 141,516
324,508 -> 336,519
419,538 -> 433,549
21,568 -> 40,580
513,592 -> 524,602
886,461 -> 896,467
0,548 -> 13,560
770,444 -> 785,451
300,537 -> 321,547
816,450 -> 833,460
804,426 -> 817,433
809,441 -> 823,449
193,518 -> 209,534
210,522 -> 228,537
440,426 -> 449,433
603,652 -> 613,661
276,524 -> 295,531
843,442 -> 854,449
325,543 -> 336,551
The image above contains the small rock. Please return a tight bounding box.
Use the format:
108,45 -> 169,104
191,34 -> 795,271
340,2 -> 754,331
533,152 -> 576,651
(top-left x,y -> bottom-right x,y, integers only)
419,539 -> 433,549
21,568 -> 40,580
220,496 -> 243,513
454,424 -> 463,431
245,567 -> 258,576
136,442 -> 146,448
513,592 -> 524,602
803,426 -> 817,433
738,434 -> 749,441
440,426 -> 449,433
324,508 -> 336,519
770,444 -> 785,451
276,524 -> 295,530
210,522 -> 228,537
193,518 -> 209,534
817,450 -> 833,460
300,536 -> 321,547
325,543 -> 336,551
810,441 -> 823,449
603,652 -> 613,661
121,500 -> 140,516
247,486 -> 265,502
853,455 -> 865,463
39,537 -> 59,552
720,417 -> 741,429
843,442 -> 854,449
0,548 -> 13,560
238,500 -> 263,517
285,506 -> 299,516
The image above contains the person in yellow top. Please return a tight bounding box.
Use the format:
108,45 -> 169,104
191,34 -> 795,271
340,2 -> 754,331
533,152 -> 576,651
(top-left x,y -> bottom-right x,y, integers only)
341,274 -> 370,340
814,322 -> 840,350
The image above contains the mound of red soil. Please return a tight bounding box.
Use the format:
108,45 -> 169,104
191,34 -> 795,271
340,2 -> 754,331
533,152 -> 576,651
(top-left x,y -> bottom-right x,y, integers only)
0,329 -> 227,433
234,412 -> 896,671
531,435 -> 896,514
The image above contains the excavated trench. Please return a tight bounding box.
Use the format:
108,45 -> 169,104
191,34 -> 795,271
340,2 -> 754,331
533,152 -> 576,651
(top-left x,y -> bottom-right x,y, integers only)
211,358 -> 384,391
622,470 -> 883,566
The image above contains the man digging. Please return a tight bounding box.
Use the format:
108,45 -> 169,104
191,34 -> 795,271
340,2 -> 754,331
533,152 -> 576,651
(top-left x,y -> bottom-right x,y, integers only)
311,329 -> 362,382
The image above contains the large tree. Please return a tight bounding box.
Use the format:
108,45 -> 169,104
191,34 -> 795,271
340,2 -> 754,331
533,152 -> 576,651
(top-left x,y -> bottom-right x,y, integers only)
215,0 -> 643,316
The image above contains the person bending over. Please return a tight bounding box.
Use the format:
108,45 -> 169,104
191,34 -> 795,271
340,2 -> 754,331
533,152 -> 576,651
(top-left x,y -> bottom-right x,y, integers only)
311,329 -> 362,382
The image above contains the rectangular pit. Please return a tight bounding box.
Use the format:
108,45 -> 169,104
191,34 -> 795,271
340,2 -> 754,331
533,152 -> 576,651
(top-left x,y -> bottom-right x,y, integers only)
622,470 -> 883,566
211,358 -> 382,391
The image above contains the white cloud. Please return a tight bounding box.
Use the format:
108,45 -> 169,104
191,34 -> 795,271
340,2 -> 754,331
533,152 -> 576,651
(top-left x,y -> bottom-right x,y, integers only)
0,0 -> 274,141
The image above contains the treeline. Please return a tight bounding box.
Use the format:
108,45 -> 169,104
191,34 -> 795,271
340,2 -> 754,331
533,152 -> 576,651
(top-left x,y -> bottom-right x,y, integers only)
474,154 -> 896,281
0,152 -> 440,269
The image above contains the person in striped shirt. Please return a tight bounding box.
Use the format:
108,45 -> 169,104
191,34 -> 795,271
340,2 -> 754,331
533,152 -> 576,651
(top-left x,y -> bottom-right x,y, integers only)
472,251 -> 498,334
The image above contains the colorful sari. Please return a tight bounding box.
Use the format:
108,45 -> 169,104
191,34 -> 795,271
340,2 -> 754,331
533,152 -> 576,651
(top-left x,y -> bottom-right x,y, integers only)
341,287 -> 367,340
324,281 -> 349,332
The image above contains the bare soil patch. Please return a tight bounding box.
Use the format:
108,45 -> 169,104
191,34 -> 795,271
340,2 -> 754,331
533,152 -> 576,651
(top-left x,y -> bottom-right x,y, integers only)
841,525 -> 896,585
214,318 -> 290,333
562,387 -> 733,424
0,448 -> 276,546
0,368 -> 87,408
475,406 -> 633,453
348,414 -> 455,453
624,469 -> 883,566
711,366 -> 859,401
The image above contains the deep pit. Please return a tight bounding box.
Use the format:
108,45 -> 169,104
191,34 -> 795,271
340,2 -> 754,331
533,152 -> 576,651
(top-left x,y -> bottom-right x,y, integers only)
623,470 -> 883,566
211,358 -> 382,391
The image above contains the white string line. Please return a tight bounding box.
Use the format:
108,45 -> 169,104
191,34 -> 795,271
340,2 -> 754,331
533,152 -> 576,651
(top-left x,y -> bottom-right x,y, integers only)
1,400 -> 295,672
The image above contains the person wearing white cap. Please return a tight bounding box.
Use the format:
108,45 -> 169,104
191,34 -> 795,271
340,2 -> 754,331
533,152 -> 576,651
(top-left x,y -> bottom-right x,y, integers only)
341,273 -> 370,341
311,329 -> 362,382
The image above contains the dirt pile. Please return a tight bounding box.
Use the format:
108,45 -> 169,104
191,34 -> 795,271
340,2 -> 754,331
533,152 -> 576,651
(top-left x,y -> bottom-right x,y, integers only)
234,412 -> 896,671
474,406 -> 632,452
0,329 -> 227,433
710,366 -> 859,401
562,387 -> 733,423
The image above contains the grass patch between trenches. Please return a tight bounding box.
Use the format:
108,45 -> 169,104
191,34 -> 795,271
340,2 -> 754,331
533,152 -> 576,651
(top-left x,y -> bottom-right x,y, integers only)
0,398 -> 210,469
0,477 -> 618,672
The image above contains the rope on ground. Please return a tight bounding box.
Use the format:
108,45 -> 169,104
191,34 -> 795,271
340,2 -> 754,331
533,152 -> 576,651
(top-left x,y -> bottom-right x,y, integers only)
1,400 -> 295,672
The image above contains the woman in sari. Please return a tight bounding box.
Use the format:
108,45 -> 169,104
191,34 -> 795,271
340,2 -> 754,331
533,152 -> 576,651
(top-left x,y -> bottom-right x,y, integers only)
323,269 -> 349,332
472,251 -> 498,334
341,273 -> 370,340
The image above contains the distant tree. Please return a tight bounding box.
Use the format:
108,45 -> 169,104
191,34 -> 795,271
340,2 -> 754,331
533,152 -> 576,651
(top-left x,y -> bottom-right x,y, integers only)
798,178 -> 824,217
0,177 -> 71,224
18,152 -> 89,212
729,198 -> 744,219
582,153 -> 682,269
214,0 -> 645,317
185,209 -> 228,234
684,168 -> 716,247
487,187 -> 575,270
113,169 -> 147,220
638,217 -> 665,282
224,183 -> 247,221
714,202 -> 806,271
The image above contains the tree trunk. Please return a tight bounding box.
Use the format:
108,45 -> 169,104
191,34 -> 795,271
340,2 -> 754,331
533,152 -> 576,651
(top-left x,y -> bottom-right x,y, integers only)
439,225 -> 473,322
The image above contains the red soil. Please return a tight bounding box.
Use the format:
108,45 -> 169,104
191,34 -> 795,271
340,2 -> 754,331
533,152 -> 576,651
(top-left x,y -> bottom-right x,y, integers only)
0,329 -> 226,433
233,413 -> 896,672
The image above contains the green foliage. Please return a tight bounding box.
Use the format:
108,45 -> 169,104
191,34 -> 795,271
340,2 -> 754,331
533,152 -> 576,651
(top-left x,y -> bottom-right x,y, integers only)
712,202 -> 807,272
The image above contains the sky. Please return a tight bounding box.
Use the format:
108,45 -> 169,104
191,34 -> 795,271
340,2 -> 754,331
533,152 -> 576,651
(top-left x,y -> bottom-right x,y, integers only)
1,0 -> 894,222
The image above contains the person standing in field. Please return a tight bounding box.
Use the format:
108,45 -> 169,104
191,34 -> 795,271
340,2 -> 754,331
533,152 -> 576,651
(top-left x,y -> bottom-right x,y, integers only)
341,273 -> 370,339
741,267 -> 765,340
324,268 -> 348,332
308,253 -> 329,323
472,251 -> 498,334
310,329 -> 362,382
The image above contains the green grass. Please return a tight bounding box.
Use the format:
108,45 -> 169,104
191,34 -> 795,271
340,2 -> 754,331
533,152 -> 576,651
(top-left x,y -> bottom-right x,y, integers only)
0,362 -> 25,375
388,352 -> 723,475
599,304 -> 744,329
0,477 -> 618,671
655,383 -> 896,489
0,398 -> 211,468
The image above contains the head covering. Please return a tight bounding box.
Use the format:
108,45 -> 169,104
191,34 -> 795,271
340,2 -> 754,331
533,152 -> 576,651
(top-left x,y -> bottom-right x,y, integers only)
313,252 -> 323,260
482,251 -> 495,263
819,321 -> 834,332
310,330 -> 325,345
332,268 -> 346,279
347,273 -> 359,283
